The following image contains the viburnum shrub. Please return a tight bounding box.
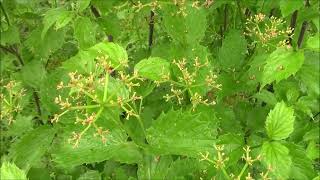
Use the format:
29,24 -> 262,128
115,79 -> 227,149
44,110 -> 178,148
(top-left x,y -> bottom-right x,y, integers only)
0,0 -> 319,179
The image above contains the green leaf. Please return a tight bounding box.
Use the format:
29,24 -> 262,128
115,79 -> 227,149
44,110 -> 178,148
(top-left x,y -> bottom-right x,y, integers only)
162,4 -> 207,45
74,17 -> 96,49
296,51 -> 320,96
42,8 -> 74,38
280,0 -> 304,17
265,101 -> 295,140
20,60 -> 46,88
52,125 -> 142,168
137,155 -> 173,180
8,126 -> 56,169
88,42 -> 128,69
261,141 -> 292,179
78,170 -> 101,180
0,26 -> 20,45
63,42 -> 128,73
218,29 -> 247,69
77,0 -> 91,12
261,48 -> 304,88
146,109 -> 217,157
306,33 -> 320,51
253,90 -> 277,106
286,143 -> 316,180
25,27 -> 66,58
0,162 -> 27,180
134,57 -> 170,81
7,115 -> 33,137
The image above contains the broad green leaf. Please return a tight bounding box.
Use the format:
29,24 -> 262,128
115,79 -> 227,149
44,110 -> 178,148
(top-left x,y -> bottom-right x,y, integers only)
165,158 -> 202,179
306,141 -> 320,160
63,42 -> 128,73
261,141 -> 292,179
146,109 -> 217,157
0,162 -> 27,180
296,51 -> 320,96
7,115 -> 33,137
286,143 -> 316,180
52,125 -> 142,168
134,57 -> 170,81
162,4 -> 207,45
20,60 -> 46,88
74,17 -> 96,49
265,101 -> 295,140
42,8 -> 74,38
253,90 -> 277,106
78,170 -> 101,180
303,126 -> 319,141
306,34 -> 320,51
0,26 -> 20,45
261,48 -> 304,88
137,155 -> 172,180
25,27 -> 66,58
27,168 -> 51,180
77,0 -> 91,12
280,0 -> 304,17
218,29 -> 247,69
8,126 -> 56,169
88,42 -> 128,69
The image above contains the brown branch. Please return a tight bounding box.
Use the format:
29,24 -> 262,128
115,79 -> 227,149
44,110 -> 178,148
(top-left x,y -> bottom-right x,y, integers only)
148,10 -> 155,50
297,21 -> 308,48
288,10 -> 298,45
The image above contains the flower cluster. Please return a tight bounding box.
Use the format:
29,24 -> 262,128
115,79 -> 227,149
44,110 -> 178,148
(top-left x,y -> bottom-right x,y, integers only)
51,56 -> 143,147
162,57 -> 221,110
245,13 -> 294,50
0,80 -> 26,125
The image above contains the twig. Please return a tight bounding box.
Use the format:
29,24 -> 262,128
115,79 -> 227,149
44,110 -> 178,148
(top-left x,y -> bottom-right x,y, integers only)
288,10 -> 298,45
0,2 -> 10,26
148,10 -> 155,50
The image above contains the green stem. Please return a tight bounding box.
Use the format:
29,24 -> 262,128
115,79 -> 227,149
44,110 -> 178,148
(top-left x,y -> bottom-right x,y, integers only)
221,167 -> 230,180
103,73 -> 109,102
70,104 -> 100,110
238,163 -> 249,179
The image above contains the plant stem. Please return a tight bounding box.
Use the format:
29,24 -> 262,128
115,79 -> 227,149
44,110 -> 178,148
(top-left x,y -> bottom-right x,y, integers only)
103,73 -> 109,102
221,167 -> 230,179
0,2 -> 10,26
148,10 -> 155,51
238,163 -> 249,179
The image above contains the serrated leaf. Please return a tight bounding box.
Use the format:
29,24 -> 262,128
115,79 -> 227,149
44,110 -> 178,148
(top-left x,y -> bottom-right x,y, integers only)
265,101 -> 295,140
52,125 -> 142,168
0,162 -> 27,180
162,4 -> 207,45
306,34 -> 320,51
77,0 -> 91,12
296,51 -> 319,96
137,155 -> 172,180
261,141 -> 292,179
253,90 -> 277,106
42,8 -> 74,38
166,158 -> 201,179
261,48 -> 304,88
8,126 -> 56,169
63,42 -> 128,73
286,143 -> 316,180
20,60 -> 46,88
218,29 -> 247,69
134,57 -> 170,81
280,0 -> 304,17
146,109 -> 217,157
78,170 -> 101,180
74,17 -> 96,49
7,115 -> 33,137
0,26 -> 20,45
25,27 -> 66,58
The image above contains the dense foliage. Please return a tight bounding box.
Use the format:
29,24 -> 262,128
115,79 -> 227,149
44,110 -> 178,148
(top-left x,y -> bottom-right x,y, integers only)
0,0 -> 319,179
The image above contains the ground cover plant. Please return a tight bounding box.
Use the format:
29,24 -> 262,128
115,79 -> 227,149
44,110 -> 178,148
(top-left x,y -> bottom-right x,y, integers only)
0,0 -> 319,179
